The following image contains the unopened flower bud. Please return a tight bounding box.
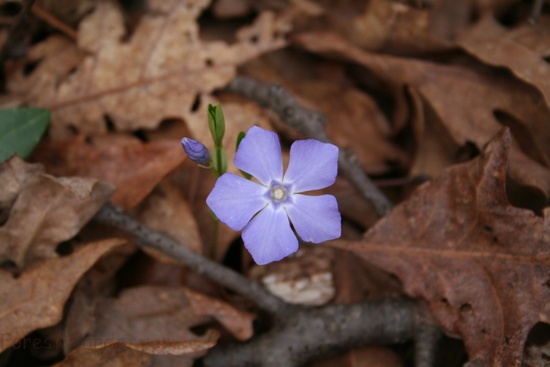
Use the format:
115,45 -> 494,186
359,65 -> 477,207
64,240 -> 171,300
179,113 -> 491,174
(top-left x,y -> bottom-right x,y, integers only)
180,137 -> 211,166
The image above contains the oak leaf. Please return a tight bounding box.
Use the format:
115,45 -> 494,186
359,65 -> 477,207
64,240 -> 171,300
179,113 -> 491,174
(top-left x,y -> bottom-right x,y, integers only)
0,156 -> 114,268
0,238 -> 126,353
8,0 -> 288,138
336,129 -> 550,367
295,31 -> 550,198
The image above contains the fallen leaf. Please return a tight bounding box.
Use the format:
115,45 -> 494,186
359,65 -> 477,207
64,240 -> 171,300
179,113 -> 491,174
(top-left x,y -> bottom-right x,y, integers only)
80,285 -> 251,352
242,51 -> 408,175
33,134 -> 184,210
250,246 -> 336,306
0,238 -> 126,353
295,31 -> 550,198
0,156 -> 114,268
133,179 -> 202,256
184,288 -> 254,341
8,0 -> 289,138
55,344 -> 152,367
335,129 -> 550,367
458,15 -> 550,108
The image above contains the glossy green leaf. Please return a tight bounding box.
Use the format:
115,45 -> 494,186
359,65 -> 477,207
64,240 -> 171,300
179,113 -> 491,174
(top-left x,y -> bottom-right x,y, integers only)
0,107 -> 50,163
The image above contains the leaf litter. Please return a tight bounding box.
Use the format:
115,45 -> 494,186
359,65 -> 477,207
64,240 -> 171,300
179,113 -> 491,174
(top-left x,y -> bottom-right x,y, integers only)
0,0 -> 549,366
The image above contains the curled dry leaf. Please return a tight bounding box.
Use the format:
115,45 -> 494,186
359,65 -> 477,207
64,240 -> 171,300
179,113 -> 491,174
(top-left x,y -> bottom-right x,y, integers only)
34,134 -> 185,210
54,344 -> 152,367
0,238 -> 126,353
80,285 -> 250,354
249,246 -> 336,306
458,15 -> 550,108
8,0 -> 289,138
295,31 -> 550,197
334,129 -> 550,367
134,179 -> 202,257
55,341 -> 218,367
242,52 -> 408,175
0,156 -> 114,268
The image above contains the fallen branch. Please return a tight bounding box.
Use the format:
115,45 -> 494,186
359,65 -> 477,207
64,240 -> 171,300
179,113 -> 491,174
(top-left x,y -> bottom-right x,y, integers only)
226,76 -> 393,217
94,203 -> 296,319
203,298 -> 417,367
94,203 -> 432,367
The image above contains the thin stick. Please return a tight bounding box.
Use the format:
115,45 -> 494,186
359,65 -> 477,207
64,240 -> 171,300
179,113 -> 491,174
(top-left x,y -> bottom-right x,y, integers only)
31,2 -> 77,40
94,203 -> 297,318
226,76 -> 393,217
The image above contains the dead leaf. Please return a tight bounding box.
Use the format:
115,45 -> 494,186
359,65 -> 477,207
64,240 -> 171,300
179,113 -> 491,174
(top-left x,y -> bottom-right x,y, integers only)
34,134 -> 184,210
55,344 -> 153,367
294,31 -> 550,198
184,288 -> 254,341
458,15 -> 550,108
335,129 -> 550,367
81,285 -> 252,352
8,0 -> 289,138
0,156 -> 114,268
242,51 -> 408,175
0,238 -> 126,353
250,246 -> 336,306
133,179 -> 202,256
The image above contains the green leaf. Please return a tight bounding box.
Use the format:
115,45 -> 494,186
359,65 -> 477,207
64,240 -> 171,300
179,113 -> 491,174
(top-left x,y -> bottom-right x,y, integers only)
0,107 -> 50,163
207,103 -> 225,146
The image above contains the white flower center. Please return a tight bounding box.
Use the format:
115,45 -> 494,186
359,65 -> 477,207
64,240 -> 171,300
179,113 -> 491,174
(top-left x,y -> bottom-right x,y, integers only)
270,185 -> 287,202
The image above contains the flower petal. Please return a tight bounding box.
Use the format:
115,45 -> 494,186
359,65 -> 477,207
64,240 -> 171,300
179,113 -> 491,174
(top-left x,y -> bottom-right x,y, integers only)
206,173 -> 268,231
284,139 -> 338,192
234,126 -> 283,185
286,194 -> 341,243
242,206 -> 298,265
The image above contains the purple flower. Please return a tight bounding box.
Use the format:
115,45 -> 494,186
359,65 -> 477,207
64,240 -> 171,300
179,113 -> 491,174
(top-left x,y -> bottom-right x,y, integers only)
206,126 -> 341,265
181,137 -> 211,166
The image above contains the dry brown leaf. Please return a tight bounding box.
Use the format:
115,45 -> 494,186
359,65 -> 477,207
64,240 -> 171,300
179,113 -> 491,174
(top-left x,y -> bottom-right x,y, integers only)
55,344 -> 153,367
295,31 -> 550,197
81,285 -> 251,352
8,0 -> 289,138
0,156 -> 114,268
242,51 -> 408,175
34,134 -> 185,210
458,15 -> 550,108
0,238 -> 126,353
133,178 -> 202,257
335,129 -> 550,367
184,288 -> 254,341
250,246 -> 336,306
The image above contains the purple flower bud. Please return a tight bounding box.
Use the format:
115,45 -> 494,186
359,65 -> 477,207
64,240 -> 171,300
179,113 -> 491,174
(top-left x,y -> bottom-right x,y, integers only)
180,137 -> 211,166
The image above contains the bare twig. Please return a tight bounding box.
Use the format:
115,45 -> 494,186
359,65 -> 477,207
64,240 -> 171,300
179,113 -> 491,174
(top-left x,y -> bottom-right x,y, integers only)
203,298 -> 417,367
415,324 -> 441,367
226,76 -> 393,217
94,203 -> 297,318
94,203 -> 425,366
31,3 -> 77,40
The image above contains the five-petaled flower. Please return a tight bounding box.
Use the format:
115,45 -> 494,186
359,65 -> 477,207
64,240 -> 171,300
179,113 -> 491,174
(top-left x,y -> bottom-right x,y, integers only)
206,126 -> 341,265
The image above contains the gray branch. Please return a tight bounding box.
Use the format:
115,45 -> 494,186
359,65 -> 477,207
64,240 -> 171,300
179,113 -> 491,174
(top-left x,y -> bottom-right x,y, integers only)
203,298 -> 417,367
94,203 -> 297,319
226,76 -> 393,217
